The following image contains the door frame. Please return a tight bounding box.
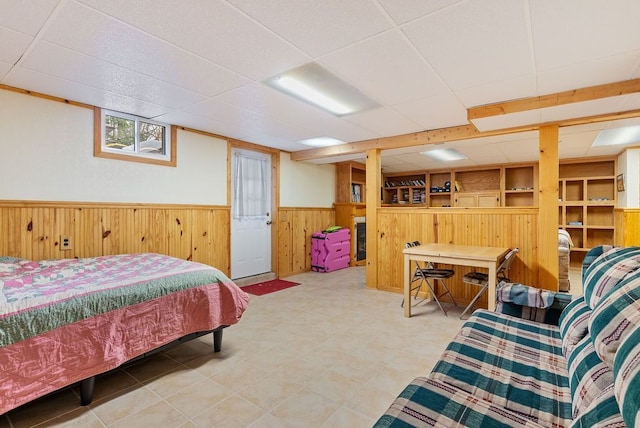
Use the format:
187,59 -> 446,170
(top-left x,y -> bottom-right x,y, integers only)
228,140 -> 279,277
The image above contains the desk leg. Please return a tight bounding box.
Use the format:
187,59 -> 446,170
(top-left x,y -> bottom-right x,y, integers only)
488,262 -> 497,312
404,254 -> 411,317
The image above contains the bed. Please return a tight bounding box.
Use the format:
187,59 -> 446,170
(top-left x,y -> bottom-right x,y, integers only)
0,253 -> 250,414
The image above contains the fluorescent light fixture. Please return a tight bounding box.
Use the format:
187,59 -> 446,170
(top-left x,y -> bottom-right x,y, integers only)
593,125 -> 640,147
420,148 -> 468,161
265,62 -> 379,116
277,76 -> 351,115
298,137 -> 345,147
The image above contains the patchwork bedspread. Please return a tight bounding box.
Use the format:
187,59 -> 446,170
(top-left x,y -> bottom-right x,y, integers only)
0,253 -> 250,413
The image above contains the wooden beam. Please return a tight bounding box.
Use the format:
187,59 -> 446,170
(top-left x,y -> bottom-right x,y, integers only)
291,124 -> 540,161
365,149 -> 381,290
538,125 -> 559,291
468,78 -> 640,120
291,107 -> 640,162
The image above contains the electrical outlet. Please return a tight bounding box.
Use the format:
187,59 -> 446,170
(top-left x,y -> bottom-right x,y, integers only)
60,235 -> 72,250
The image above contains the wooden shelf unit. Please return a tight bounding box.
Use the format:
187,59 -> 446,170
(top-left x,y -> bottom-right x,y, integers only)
453,167 -> 501,207
381,163 -> 537,208
558,158 -> 616,264
383,171 -> 427,206
336,161 -> 366,204
428,171 -> 452,207
503,164 -> 538,206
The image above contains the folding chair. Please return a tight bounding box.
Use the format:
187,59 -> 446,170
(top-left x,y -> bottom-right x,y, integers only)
401,241 -> 457,316
459,247 -> 519,319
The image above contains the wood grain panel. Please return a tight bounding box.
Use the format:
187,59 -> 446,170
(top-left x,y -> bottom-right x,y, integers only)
376,208 -> 538,308
615,209 -> 640,246
277,208 -> 334,277
0,201 -> 231,275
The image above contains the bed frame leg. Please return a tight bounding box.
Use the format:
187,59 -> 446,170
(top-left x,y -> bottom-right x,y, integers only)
213,329 -> 223,352
80,376 -> 95,405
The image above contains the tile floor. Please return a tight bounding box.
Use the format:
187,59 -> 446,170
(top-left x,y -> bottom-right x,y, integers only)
3,266 -> 584,428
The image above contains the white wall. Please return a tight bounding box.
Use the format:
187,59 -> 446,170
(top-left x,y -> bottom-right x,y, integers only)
617,148 -> 640,208
279,152 -> 335,207
0,89 -> 338,208
0,90 -> 227,204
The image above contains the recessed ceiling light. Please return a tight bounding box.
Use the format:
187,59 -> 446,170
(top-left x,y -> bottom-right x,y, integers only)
592,125 -> 640,147
420,148 -> 468,161
298,137 -> 345,147
265,62 -> 379,116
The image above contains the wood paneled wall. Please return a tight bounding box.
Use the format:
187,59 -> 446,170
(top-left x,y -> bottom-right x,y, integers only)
0,201 -> 231,274
376,207 -> 540,307
0,201 -> 339,279
277,208 -> 335,277
615,208 -> 640,246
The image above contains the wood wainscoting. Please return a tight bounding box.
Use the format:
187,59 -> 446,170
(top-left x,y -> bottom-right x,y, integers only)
0,201 -> 338,279
0,201 -> 231,274
376,207 -> 540,308
615,208 -> 640,246
277,207 -> 335,277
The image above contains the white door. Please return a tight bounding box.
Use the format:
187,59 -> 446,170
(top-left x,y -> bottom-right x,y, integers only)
231,148 -> 272,280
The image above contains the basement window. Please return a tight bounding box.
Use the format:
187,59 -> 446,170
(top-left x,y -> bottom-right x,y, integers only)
94,108 -> 176,166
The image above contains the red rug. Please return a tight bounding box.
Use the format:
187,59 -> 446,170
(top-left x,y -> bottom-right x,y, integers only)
241,279 -> 300,296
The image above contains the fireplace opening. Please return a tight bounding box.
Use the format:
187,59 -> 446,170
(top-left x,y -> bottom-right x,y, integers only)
355,218 -> 366,262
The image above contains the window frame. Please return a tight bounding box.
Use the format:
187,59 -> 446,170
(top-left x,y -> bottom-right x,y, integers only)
94,107 -> 177,167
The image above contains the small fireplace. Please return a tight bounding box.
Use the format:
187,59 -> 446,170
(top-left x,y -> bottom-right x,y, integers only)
354,217 -> 366,262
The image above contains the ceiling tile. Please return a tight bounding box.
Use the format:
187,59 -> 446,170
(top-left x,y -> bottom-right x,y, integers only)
537,53 -> 640,95
215,83 -> 348,133
0,26 -> 34,65
403,0 -> 533,91
495,140 -> 540,163
471,110 -> 542,132
42,1 -> 249,96
530,0 -> 640,72
227,0 -> 391,57
0,0 -> 61,35
343,106 -> 423,137
378,0 -> 463,24
393,93 -> 468,130
320,30 -> 450,105
540,96 -> 628,123
77,0 -> 309,81
5,68 -> 170,117
0,61 -> 11,80
619,93 -> 640,111
22,42 -> 206,109
455,74 -> 536,108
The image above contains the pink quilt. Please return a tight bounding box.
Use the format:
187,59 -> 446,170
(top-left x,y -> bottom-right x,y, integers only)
0,253 -> 249,413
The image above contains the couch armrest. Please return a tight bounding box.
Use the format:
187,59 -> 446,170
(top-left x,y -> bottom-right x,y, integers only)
496,282 -> 572,325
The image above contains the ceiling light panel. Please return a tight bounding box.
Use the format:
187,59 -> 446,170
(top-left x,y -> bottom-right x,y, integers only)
593,125 -> 640,147
421,148 -> 468,161
264,62 -> 379,116
298,137 -> 345,147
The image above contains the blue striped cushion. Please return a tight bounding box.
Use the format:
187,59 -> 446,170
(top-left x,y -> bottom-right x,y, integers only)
589,271 -> 640,367
374,377 -> 544,428
612,323 -> 640,427
558,297 -> 591,359
581,245 -> 614,286
570,384 -> 625,427
430,334 -> 571,427
458,310 -> 564,366
582,246 -> 640,310
566,335 -> 614,418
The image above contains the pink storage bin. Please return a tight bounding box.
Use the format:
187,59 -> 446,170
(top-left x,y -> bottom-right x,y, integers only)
311,228 -> 351,272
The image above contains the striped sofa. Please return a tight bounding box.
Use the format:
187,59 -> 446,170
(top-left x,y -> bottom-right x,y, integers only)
375,245 -> 640,427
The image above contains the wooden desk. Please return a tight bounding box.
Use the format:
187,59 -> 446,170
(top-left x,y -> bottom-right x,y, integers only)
403,243 -> 510,317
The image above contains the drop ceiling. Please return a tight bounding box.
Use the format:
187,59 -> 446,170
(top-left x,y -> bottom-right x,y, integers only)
2,0 -> 640,173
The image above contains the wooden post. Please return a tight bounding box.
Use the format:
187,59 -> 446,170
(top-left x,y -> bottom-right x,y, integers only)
366,149 -> 381,289
538,125 -> 559,291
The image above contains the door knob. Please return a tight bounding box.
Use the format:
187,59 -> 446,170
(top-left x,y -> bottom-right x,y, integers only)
266,220 -> 272,225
